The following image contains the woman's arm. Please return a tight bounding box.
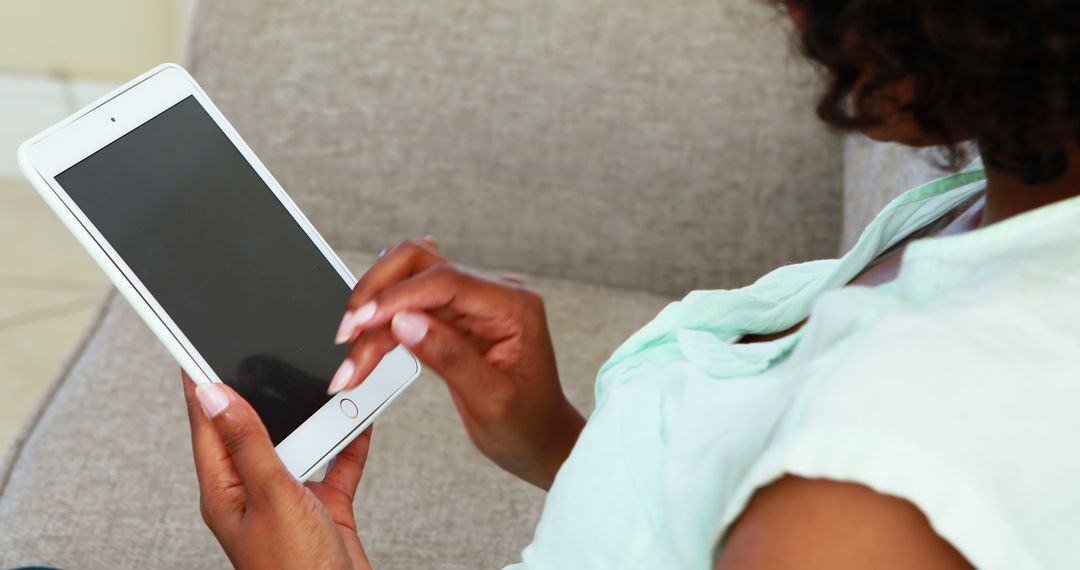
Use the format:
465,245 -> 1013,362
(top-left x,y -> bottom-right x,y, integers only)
717,476 -> 974,570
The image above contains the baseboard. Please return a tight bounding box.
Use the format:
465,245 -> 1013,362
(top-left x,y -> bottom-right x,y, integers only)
0,72 -> 118,180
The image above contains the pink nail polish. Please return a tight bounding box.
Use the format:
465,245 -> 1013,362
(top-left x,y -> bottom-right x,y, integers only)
328,359 -> 356,395
391,312 -> 428,346
195,383 -> 230,418
354,301 -> 376,325
335,310 -> 356,344
334,302 -> 377,345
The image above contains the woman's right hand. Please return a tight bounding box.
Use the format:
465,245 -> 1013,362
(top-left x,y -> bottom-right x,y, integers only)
330,238 -> 585,490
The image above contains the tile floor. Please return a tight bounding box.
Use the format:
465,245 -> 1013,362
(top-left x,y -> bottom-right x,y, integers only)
0,176 -> 107,453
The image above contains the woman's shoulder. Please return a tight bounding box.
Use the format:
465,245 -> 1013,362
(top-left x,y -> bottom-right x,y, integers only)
794,278 -> 1080,467
794,256 -> 1080,468
720,275 -> 1080,569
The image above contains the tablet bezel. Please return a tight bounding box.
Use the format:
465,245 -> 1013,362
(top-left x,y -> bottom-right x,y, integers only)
18,63 -> 420,481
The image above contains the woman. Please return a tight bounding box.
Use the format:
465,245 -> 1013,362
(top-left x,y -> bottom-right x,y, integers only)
183,0 -> 1080,567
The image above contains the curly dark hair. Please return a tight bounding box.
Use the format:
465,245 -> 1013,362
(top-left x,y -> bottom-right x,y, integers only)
778,0 -> 1080,184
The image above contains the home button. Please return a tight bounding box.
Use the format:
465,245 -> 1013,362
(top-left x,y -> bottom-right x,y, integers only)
339,398 -> 359,419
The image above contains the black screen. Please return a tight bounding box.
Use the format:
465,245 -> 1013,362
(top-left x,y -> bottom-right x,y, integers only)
56,96 -> 351,444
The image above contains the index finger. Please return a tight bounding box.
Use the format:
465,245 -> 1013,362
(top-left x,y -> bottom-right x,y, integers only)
344,263 -> 524,338
337,239 -> 444,344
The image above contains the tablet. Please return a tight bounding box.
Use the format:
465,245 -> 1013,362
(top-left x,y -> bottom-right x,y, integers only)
18,63 -> 420,481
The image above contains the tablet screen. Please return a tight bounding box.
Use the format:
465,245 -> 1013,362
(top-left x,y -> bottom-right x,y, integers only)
56,95 -> 351,445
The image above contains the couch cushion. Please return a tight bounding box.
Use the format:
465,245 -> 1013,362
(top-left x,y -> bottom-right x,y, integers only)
0,251 -> 671,570
186,0 -> 842,297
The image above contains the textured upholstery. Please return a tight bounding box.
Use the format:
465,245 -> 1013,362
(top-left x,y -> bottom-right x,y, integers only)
0,252 -> 671,569
186,0 -> 842,297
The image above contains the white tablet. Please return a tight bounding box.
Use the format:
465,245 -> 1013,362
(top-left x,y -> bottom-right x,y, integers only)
18,63 -> 420,481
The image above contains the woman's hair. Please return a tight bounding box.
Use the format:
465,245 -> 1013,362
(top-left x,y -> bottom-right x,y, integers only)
778,0 -> 1080,184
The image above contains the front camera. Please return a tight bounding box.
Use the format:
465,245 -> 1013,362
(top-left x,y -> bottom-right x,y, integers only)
110,117 -> 116,123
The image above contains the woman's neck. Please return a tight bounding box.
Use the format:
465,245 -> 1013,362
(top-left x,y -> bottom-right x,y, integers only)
978,144 -> 1080,228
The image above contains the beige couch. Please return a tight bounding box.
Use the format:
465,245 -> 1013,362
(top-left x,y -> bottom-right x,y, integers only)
0,1 -> 947,568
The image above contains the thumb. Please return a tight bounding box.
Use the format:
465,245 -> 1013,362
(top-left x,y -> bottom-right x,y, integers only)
194,382 -> 294,498
390,311 -> 500,401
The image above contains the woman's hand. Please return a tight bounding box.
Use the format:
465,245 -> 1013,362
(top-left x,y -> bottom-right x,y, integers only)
183,373 -> 373,570
330,238 -> 585,490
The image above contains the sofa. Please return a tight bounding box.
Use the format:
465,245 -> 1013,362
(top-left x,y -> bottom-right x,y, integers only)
0,0 -> 948,568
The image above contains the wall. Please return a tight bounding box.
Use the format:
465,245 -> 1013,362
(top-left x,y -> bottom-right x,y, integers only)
0,0 -> 191,81
0,0 -> 194,178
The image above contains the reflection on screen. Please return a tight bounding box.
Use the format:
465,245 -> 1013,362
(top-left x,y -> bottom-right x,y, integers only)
56,96 -> 352,444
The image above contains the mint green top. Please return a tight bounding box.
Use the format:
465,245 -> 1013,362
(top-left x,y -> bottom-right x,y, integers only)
507,160 -> 1080,570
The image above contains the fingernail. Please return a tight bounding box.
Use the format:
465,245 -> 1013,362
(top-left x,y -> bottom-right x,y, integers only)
392,312 -> 428,346
335,301 -> 377,344
328,359 -> 356,395
335,310 -> 356,344
195,383 -> 230,418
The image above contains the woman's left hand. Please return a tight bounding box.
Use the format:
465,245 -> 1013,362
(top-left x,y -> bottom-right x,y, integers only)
182,372 -> 373,570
